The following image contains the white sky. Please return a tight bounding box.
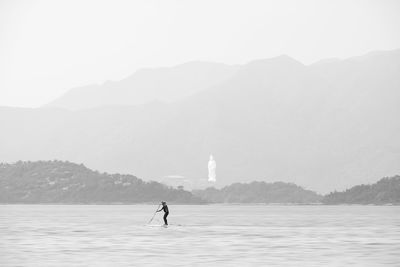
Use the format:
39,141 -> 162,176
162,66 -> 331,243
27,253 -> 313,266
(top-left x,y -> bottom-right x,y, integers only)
1,0 -> 400,107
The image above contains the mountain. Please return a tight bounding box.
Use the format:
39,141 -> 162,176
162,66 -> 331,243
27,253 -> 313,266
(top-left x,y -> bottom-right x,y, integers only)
322,176 -> 400,204
0,160 -> 204,204
46,61 -> 239,110
0,50 -> 399,193
193,181 -> 322,203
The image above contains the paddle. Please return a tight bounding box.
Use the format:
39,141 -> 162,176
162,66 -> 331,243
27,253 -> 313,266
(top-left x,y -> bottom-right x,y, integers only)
148,203 -> 161,224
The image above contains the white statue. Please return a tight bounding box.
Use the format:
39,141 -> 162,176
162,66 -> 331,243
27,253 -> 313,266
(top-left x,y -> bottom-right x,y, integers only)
208,154 -> 216,182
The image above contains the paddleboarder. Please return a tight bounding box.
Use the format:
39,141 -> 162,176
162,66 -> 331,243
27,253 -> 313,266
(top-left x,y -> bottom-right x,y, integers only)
156,201 -> 169,225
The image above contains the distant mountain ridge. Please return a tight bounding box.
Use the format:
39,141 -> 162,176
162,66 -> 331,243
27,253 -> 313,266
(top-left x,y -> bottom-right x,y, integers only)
1,50 -> 399,193
46,61 -> 239,110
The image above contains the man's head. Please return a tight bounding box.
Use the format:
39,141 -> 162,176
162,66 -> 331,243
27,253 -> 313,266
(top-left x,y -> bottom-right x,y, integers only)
161,201 -> 166,205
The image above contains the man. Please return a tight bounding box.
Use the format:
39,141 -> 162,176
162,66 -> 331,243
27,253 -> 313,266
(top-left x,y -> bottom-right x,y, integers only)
156,201 -> 169,225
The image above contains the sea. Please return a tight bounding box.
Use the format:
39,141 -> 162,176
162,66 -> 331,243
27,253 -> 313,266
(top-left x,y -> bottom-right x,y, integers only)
0,204 -> 399,266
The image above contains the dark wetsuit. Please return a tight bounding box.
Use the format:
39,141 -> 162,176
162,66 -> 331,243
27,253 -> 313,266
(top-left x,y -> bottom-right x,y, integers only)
161,205 -> 169,225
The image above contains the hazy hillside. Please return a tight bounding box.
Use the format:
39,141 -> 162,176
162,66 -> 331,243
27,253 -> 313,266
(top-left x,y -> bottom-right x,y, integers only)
0,161 -> 204,204
46,61 -> 239,110
193,181 -> 322,204
0,50 -> 399,193
0,161 -> 398,204
322,176 -> 400,205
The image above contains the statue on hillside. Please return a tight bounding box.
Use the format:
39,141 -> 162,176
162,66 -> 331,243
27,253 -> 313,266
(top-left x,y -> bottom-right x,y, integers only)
208,154 -> 216,182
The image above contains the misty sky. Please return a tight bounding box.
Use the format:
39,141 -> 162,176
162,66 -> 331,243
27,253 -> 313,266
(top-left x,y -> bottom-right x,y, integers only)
1,0 -> 400,107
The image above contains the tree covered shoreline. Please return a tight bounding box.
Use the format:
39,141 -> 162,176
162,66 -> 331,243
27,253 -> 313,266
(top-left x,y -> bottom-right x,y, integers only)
1,160 -> 399,205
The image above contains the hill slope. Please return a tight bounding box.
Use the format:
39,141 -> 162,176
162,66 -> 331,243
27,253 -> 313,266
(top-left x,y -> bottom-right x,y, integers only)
322,176 -> 400,204
193,181 -> 322,203
0,161 -> 204,204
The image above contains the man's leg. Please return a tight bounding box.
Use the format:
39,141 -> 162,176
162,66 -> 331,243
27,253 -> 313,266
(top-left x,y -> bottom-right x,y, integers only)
163,213 -> 168,225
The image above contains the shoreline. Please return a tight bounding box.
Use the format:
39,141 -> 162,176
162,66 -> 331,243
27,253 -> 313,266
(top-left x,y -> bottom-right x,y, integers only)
0,203 -> 398,206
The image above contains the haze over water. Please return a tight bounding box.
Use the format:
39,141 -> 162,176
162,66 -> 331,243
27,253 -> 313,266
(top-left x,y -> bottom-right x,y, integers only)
1,205 -> 399,266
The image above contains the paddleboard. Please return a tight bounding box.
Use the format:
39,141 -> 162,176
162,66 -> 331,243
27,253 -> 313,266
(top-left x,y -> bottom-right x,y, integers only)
146,224 -> 168,227
146,223 -> 185,228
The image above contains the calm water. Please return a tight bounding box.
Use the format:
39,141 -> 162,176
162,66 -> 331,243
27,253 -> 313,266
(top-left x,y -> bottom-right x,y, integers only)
0,205 -> 399,266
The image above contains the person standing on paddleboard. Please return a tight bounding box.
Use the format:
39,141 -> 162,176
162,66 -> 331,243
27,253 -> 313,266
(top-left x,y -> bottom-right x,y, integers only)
156,201 -> 169,225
